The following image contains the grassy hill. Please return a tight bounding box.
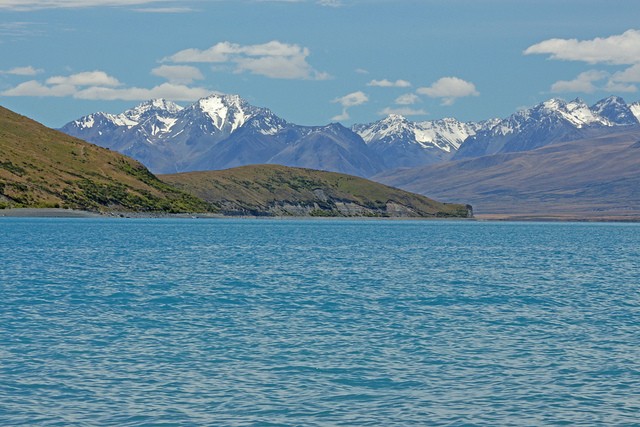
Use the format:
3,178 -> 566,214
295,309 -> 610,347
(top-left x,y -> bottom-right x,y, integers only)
161,164 -> 472,218
0,106 -> 213,213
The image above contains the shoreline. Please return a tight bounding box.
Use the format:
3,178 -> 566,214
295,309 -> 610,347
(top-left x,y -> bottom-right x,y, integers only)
474,213 -> 640,223
1,208 -> 640,222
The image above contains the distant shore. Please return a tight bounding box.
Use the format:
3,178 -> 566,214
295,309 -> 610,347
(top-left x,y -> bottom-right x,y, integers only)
474,213 -> 640,223
2,208 -> 640,222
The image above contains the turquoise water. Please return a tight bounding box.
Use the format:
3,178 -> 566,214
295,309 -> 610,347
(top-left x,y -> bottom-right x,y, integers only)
1,218 -> 639,426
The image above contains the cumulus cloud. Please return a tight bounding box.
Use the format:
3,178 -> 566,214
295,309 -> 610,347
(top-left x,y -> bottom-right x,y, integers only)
603,81 -> 637,93
74,83 -> 210,101
333,91 -> 368,107
550,70 -> 608,93
526,30 -> 640,94
46,70 -> 122,87
151,65 -> 203,84
379,107 -> 428,117
548,69 -> 639,94
0,0 -> 176,10
524,29 -> 640,65
165,40 -> 330,80
0,66 -> 42,76
331,90 -> 368,121
611,63 -> 640,83
367,79 -> 411,88
2,70 -> 121,97
2,80 -> 77,97
1,70 -> 210,101
394,93 -> 420,105
417,77 -> 479,105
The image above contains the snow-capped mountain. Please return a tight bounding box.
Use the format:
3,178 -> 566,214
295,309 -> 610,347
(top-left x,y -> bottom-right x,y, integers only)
61,94 -> 383,176
352,115 -> 499,169
591,96 -> 639,126
61,94 -> 640,177
454,96 -> 640,159
69,98 -> 182,133
629,102 -> 640,123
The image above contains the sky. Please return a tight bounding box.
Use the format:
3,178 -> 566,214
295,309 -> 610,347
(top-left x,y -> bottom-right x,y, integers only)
1,0 -> 640,128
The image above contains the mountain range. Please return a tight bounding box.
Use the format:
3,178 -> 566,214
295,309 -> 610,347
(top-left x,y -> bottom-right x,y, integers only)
62,95 -> 384,176
62,94 -> 640,178
455,96 -> 640,159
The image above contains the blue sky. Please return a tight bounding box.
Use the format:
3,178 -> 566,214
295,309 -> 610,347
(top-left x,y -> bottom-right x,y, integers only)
1,0 -> 640,128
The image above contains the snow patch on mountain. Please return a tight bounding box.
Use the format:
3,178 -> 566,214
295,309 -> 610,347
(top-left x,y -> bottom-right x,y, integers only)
538,98 -> 610,127
60,93 -> 640,175
354,114 -> 490,152
629,102 -> 640,123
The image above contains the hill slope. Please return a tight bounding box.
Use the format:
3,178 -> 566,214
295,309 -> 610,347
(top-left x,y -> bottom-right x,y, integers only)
374,129 -> 640,219
0,106 -> 213,213
161,164 -> 472,218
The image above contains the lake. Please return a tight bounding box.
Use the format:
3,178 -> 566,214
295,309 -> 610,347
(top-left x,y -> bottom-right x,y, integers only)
1,218 -> 639,426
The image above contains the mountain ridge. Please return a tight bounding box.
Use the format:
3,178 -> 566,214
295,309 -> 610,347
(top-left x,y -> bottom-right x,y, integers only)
61,94 -> 640,177
373,128 -> 640,218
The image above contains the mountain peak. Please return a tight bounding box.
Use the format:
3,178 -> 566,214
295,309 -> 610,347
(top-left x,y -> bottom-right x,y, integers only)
190,93 -> 258,132
128,98 -> 182,114
120,98 -> 183,126
384,114 -> 409,122
591,95 -> 638,125
541,98 -> 567,111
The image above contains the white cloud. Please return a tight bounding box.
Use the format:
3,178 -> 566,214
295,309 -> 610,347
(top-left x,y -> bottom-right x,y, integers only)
603,81 -> 637,93
379,107 -> 428,117
46,70 -> 122,87
395,93 -> 420,105
355,68 -> 369,75
2,80 -> 76,97
164,42 -> 234,63
75,83 -> 210,101
331,111 -> 350,121
151,65 -> 203,84
526,30 -> 640,95
235,53 -> 329,80
1,70 -> 210,101
1,66 -> 42,76
550,70 -> 608,93
547,67 -> 639,94
611,63 -> 640,83
165,40 -> 329,80
417,76 -> 479,105
331,90 -> 368,121
0,0 -> 176,11
333,91 -> 368,107
367,79 -> 411,88
524,29 -> 640,65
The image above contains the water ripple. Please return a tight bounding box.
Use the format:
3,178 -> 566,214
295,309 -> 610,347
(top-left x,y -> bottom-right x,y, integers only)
1,219 -> 639,426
